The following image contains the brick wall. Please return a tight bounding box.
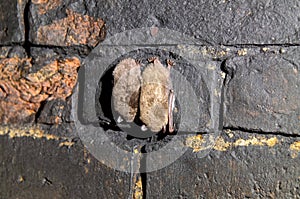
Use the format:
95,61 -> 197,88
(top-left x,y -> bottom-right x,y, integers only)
0,0 -> 299,198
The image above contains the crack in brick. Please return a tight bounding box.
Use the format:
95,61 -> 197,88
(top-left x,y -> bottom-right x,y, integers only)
223,126 -> 300,138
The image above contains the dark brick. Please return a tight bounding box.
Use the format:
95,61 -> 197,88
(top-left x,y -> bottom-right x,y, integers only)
224,47 -> 300,135
0,0 -> 27,44
0,135 -> 131,199
64,0 -> 300,45
145,131 -> 300,198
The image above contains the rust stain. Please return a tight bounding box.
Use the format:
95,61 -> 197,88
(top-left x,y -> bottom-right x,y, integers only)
32,0 -> 62,15
290,141 -> 300,158
0,56 -> 80,124
0,125 -> 74,147
37,9 -> 106,47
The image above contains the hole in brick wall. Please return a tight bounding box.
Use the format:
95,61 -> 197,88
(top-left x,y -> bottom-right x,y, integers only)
95,48 -> 203,153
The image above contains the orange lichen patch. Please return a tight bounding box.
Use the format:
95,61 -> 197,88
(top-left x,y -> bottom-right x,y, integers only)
26,57 -> 80,100
290,141 -> 300,158
0,57 -> 39,123
31,0 -> 62,15
37,9 -> 106,47
0,125 -> 75,146
0,56 -> 80,124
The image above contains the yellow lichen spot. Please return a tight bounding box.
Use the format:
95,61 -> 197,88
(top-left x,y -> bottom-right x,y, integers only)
185,135 -> 205,152
279,48 -> 286,54
214,89 -> 220,97
237,49 -> 247,56
290,141 -> 300,158
0,125 -> 74,147
221,71 -> 226,79
224,129 -> 234,138
17,175 -> 25,183
217,50 -> 228,57
234,136 -> 278,147
207,64 -> 216,70
213,137 -> 231,151
262,47 -> 269,52
234,137 -> 262,147
201,48 -> 208,56
133,148 -> 140,154
265,137 -> 278,147
133,177 -> 143,199
59,140 -> 75,147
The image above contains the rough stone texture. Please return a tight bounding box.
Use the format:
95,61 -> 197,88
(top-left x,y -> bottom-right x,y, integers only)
29,1 -> 106,47
37,99 -> 69,124
61,0 -> 299,45
224,47 -> 300,135
146,131 -> 300,198
0,135 -> 131,199
0,46 -> 80,124
1,0 -> 300,198
0,0 -> 27,44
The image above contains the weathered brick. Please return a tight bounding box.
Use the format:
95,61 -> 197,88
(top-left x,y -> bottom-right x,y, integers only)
0,0 -> 27,44
0,135 -> 131,199
0,47 -> 80,124
224,47 -> 300,135
146,131 -> 300,198
74,0 -> 300,45
29,0 -> 106,47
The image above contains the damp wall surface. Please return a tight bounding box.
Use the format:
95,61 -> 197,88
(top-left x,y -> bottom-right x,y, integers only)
0,0 -> 299,198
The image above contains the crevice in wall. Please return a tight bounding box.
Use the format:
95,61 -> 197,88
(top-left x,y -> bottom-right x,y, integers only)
23,1 -> 31,57
34,100 -> 47,123
223,126 -> 300,138
222,43 -> 300,48
140,145 -> 147,199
